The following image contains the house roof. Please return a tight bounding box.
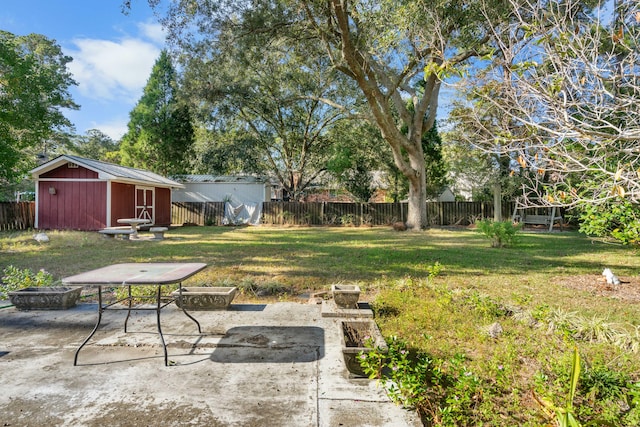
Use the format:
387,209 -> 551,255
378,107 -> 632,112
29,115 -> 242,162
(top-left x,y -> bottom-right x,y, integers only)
172,174 -> 267,184
30,155 -> 184,188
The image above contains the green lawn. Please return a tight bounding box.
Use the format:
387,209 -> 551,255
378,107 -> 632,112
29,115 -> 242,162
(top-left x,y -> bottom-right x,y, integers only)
2,225 -> 639,426
2,226 -> 637,316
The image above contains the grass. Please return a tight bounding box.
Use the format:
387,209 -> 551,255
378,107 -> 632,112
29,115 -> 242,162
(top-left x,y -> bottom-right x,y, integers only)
2,225 -> 640,425
2,226 -> 637,312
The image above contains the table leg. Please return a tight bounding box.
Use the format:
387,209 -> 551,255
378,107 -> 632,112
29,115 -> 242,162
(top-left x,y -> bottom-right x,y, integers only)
74,286 -> 104,365
156,285 -> 168,366
177,283 -> 202,333
124,285 -> 132,332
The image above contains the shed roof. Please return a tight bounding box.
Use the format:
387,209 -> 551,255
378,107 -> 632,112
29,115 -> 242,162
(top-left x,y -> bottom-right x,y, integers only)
31,155 -> 184,188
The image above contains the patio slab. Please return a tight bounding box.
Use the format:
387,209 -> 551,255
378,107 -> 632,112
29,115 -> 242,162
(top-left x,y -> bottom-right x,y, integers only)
0,301 -> 421,427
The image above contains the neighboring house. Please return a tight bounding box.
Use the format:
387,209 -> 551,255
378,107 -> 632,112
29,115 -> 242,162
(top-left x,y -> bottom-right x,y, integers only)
30,155 -> 183,231
171,175 -> 271,226
429,186 -> 456,202
171,175 -> 271,205
370,171 -> 458,203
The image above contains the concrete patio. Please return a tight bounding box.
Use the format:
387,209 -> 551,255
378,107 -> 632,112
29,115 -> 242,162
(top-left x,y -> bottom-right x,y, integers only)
0,300 -> 421,427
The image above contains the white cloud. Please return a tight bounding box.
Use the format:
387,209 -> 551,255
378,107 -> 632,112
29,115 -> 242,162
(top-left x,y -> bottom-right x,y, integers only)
67,37 -> 160,102
63,21 -> 166,140
137,22 -> 166,45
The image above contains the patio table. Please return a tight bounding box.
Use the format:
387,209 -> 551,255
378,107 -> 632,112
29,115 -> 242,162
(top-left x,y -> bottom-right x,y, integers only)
116,218 -> 150,237
62,262 -> 207,366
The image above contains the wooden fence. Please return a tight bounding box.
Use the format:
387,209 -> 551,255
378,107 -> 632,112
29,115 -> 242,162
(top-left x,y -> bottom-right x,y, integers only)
171,202 -> 226,226
0,201 -> 520,231
0,202 -> 35,231
171,201 -> 517,227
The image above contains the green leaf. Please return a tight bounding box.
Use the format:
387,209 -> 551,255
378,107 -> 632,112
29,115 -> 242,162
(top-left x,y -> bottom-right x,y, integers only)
567,412 -> 581,427
568,347 -> 580,406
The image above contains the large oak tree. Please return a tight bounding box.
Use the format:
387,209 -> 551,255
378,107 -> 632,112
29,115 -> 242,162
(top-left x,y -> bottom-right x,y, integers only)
131,0 -> 507,229
180,28 -> 354,200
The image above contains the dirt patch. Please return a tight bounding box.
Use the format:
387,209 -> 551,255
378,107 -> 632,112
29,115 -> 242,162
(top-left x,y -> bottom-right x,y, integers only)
554,274 -> 640,302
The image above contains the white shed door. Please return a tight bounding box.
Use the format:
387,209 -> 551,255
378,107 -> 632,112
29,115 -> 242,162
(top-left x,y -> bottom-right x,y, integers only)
135,186 -> 155,225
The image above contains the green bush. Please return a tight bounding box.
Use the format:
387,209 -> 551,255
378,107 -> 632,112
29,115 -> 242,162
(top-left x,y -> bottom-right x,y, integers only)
476,219 -> 522,248
340,214 -> 355,226
360,338 -> 485,426
579,201 -> 640,245
1,266 -> 54,299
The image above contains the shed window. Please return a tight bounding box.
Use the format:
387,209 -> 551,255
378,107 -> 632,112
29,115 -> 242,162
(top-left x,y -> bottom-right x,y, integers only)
67,162 -> 79,168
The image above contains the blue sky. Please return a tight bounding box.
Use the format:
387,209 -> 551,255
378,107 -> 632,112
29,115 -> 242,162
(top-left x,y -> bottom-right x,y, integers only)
1,1 -> 165,141
1,1 -> 463,142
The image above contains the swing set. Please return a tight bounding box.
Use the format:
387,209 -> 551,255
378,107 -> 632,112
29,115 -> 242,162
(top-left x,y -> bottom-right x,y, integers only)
511,198 -> 565,232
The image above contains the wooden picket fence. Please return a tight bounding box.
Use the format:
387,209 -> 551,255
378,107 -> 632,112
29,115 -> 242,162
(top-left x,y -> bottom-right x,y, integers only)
0,202 -> 35,231
0,201 -> 519,231
171,201 -> 517,227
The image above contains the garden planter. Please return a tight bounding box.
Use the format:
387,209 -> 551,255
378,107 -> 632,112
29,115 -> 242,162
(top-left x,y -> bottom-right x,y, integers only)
341,320 -> 387,377
8,287 -> 82,311
331,284 -> 360,309
172,286 -> 237,310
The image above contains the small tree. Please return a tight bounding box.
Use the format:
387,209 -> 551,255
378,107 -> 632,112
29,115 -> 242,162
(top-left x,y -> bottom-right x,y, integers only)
448,100 -> 526,217
461,0 -> 640,216
326,120 -> 386,202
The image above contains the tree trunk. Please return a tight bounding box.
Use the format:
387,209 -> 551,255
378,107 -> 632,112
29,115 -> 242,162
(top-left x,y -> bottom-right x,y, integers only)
405,153 -> 428,230
330,0 -> 433,230
493,181 -> 502,222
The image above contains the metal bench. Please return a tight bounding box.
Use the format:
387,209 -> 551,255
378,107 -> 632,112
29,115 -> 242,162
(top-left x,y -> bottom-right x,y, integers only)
149,227 -> 169,240
98,228 -> 135,240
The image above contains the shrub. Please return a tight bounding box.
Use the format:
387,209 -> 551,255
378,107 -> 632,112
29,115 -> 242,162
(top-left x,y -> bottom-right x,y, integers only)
579,201 -> 640,245
1,266 -> 54,299
476,219 -> 522,248
340,214 -> 355,226
360,338 -> 486,426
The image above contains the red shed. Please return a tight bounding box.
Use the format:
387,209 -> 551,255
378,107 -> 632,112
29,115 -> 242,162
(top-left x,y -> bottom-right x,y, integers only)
30,155 -> 183,231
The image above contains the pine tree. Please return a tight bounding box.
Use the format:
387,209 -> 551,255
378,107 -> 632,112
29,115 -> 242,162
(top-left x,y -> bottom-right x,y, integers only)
120,50 -> 194,175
